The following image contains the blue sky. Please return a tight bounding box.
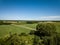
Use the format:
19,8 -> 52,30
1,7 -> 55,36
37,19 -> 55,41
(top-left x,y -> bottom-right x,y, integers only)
0,0 -> 60,20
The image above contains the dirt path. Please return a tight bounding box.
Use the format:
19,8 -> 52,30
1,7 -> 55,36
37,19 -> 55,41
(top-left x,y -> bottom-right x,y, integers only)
13,25 -> 36,30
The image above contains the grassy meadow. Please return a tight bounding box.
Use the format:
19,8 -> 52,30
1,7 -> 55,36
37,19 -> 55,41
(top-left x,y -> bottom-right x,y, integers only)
0,21 -> 60,38
0,25 -> 31,37
0,21 -> 60,45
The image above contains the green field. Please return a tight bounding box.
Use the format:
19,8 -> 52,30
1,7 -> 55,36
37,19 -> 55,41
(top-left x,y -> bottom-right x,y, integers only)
22,24 -> 37,28
0,25 -> 31,37
0,22 -> 60,38
22,22 -> 60,33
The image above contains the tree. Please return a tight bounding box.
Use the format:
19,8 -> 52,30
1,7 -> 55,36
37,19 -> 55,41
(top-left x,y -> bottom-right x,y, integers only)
36,23 -> 56,36
33,35 -> 40,45
29,30 -> 35,35
35,22 -> 56,45
0,21 -> 3,25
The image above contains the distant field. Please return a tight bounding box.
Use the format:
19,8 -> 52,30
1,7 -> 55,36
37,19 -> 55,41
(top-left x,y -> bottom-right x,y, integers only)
22,22 -> 60,33
0,22 -> 60,38
22,24 -> 37,28
0,25 -> 31,37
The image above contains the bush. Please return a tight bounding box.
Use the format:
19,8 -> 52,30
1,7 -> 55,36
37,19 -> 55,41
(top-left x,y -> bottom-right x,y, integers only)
19,33 -> 28,36
35,22 -> 57,45
36,23 -> 56,36
33,36 -> 40,45
56,33 -> 60,45
0,21 -> 3,25
29,30 -> 35,35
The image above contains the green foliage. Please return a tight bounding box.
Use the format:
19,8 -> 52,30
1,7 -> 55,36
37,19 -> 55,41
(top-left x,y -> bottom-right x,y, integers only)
35,23 -> 57,45
29,30 -> 35,35
56,33 -> 60,45
0,38 -> 5,45
0,25 -> 31,37
0,22 -> 60,45
26,21 -> 38,24
33,35 -> 41,45
0,33 -> 35,45
19,33 -> 28,36
0,32 -> 60,45
0,21 -> 11,25
36,23 -> 56,36
0,21 -> 3,25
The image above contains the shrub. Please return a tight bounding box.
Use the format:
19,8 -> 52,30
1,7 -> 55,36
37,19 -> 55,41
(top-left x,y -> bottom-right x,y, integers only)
19,33 -> 28,36
29,30 -> 35,35
33,35 -> 41,45
36,22 -> 56,36
56,33 -> 60,45
0,21 -> 3,25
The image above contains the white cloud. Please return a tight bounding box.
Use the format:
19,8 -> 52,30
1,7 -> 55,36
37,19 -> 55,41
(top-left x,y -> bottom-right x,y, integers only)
39,16 -> 60,20
0,15 -> 60,20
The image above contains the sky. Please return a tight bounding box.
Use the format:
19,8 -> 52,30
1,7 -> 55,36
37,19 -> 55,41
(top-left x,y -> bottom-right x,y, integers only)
0,0 -> 60,20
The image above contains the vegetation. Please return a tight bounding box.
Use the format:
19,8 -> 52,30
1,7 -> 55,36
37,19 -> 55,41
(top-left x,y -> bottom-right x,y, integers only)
0,25 -> 31,37
36,23 -> 56,36
0,21 -> 60,45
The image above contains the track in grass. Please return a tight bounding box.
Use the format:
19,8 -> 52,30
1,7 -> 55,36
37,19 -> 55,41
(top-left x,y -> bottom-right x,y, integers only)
0,25 -> 32,37
13,25 -> 36,30
0,22 -> 60,38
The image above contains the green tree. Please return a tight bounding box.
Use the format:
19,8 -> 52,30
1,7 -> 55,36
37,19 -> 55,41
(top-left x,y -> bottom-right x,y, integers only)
33,35 -> 40,45
36,23 -> 56,36
36,22 -> 56,45
0,21 -> 3,25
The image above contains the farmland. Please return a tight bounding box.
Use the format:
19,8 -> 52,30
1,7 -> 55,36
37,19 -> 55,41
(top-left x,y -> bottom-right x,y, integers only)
0,25 -> 32,37
0,21 -> 60,38
0,21 -> 60,45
